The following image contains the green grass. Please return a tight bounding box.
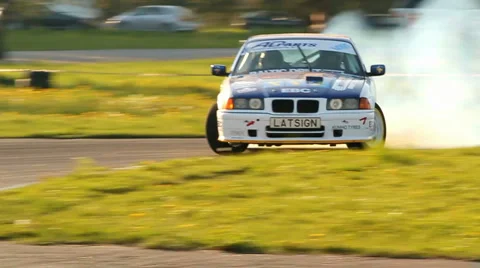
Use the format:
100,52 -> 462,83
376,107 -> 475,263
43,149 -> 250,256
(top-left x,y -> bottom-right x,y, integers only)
4,27 -> 308,51
0,58 -> 477,138
0,56 -> 234,75
0,147 -> 479,260
0,58 -> 234,137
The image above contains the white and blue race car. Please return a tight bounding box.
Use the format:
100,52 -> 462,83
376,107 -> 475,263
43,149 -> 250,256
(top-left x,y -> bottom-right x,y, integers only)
205,33 -> 387,154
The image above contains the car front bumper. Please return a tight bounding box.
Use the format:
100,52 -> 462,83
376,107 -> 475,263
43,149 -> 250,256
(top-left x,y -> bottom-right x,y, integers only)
217,110 -> 376,145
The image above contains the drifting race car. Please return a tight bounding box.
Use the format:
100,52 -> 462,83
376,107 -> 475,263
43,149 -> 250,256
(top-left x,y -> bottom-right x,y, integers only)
205,33 -> 387,154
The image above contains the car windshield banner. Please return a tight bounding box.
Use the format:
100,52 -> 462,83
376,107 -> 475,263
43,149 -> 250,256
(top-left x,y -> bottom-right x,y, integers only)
243,39 -> 357,55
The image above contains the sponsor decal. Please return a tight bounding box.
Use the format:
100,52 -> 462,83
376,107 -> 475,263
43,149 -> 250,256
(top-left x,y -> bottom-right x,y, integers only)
347,80 -> 361,90
332,77 -> 353,91
244,39 -> 358,55
290,68 -> 310,73
330,43 -> 351,51
250,69 -> 288,74
236,87 -> 258,93
249,68 -> 345,75
359,117 -> 367,125
233,81 -> 256,87
249,68 -> 310,74
333,125 -> 361,130
280,88 -> 311,93
245,120 -> 255,127
230,130 -> 245,137
333,119 -> 361,130
369,120 -> 375,130
251,41 -> 318,50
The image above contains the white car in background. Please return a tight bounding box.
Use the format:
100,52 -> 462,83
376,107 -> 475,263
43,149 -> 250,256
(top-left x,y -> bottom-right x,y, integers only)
104,5 -> 201,32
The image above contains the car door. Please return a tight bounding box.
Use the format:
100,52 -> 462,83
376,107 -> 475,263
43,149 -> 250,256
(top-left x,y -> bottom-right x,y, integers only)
126,7 -> 150,30
144,7 -> 162,30
247,11 -> 269,27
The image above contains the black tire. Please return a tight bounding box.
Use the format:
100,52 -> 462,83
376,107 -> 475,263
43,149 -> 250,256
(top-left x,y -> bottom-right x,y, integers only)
205,103 -> 248,155
347,104 -> 387,150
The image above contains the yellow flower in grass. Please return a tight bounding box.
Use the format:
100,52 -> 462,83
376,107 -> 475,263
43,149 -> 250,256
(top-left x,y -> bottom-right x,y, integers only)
177,223 -> 196,228
461,232 -> 480,238
129,213 -> 146,217
308,233 -> 325,239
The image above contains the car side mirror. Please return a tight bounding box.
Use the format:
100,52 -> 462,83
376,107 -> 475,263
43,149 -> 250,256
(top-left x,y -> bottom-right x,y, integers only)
367,64 -> 386,76
211,64 -> 228,76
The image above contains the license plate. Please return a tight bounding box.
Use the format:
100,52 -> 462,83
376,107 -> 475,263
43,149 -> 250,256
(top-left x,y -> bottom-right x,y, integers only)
270,117 -> 321,129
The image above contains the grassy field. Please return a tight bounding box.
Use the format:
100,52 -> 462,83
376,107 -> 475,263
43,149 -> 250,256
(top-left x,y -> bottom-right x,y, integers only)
0,58 -> 478,138
0,58 -> 233,137
4,27 -> 307,51
0,147 -> 479,260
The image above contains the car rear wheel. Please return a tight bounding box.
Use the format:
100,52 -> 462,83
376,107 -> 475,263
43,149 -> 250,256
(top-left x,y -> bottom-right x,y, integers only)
347,104 -> 387,150
205,103 -> 248,155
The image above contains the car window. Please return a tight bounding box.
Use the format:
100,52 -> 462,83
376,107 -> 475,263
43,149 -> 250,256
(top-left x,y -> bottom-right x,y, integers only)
154,7 -> 172,15
133,7 -> 149,16
233,39 -> 364,76
270,11 -> 290,19
251,11 -> 268,19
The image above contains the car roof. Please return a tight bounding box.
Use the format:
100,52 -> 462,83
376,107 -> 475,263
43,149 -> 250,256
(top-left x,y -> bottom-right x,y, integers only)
246,33 -> 353,42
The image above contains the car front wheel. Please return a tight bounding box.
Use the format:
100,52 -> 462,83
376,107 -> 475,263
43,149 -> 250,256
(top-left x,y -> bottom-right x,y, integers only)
205,103 -> 248,155
347,104 -> 387,150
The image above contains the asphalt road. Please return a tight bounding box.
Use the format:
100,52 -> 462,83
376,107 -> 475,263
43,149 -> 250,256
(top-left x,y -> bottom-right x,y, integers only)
0,138 -> 214,190
5,49 -> 238,63
1,242 -> 475,268
0,138 -> 477,268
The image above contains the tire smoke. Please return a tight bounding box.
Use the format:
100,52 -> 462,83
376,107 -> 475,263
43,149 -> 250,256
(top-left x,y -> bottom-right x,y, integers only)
323,0 -> 480,148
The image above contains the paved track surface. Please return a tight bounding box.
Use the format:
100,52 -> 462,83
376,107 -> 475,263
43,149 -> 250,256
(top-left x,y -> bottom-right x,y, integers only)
0,138 -> 478,268
5,49 -> 238,63
1,242 -> 476,268
0,138 -> 213,190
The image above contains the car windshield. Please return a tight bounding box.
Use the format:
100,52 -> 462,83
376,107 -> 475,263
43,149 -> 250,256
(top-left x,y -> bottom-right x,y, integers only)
232,38 -> 365,76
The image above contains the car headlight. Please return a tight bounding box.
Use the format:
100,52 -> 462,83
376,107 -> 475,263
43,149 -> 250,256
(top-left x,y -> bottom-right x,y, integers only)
226,98 -> 264,110
344,98 -> 359,109
234,98 -> 248,109
249,98 -> 263,109
328,98 -> 370,110
329,99 -> 343,110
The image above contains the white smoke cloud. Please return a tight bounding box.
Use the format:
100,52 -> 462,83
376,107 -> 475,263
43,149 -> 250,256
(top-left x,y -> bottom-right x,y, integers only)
323,0 -> 480,148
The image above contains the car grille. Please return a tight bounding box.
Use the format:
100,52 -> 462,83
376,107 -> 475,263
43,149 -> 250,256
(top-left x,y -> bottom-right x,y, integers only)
272,100 -> 294,113
271,99 -> 319,113
297,100 -> 319,113
265,126 -> 325,138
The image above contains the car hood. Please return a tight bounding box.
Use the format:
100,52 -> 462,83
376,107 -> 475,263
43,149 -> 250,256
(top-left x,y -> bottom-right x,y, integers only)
107,11 -> 135,21
45,3 -> 102,20
228,72 -> 366,99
